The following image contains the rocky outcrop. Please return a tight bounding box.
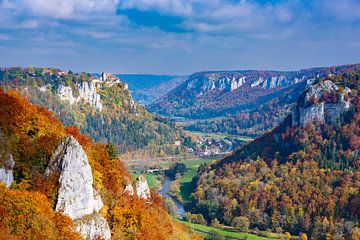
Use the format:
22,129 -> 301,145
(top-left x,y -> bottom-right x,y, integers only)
124,175 -> 151,200
58,85 -> 78,105
78,82 -> 102,111
124,183 -> 135,196
292,80 -> 351,127
0,153 -> 14,187
184,71 -> 308,96
187,75 -> 247,93
46,136 -> 110,240
74,214 -> 111,240
256,76 -> 304,89
135,175 -> 151,200
57,82 -> 102,111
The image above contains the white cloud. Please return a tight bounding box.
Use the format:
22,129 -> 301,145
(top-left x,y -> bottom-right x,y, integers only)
14,0 -> 120,19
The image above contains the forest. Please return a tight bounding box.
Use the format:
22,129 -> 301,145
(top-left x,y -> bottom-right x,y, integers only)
190,72 -> 360,239
0,67 -> 184,155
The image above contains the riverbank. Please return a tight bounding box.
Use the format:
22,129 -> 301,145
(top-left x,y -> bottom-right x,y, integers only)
129,159 -> 282,240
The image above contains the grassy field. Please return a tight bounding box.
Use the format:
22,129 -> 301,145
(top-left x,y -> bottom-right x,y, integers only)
178,158 -> 213,204
178,220 -> 279,240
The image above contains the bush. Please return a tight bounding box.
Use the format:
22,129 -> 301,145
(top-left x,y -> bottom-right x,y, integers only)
300,233 -> 308,240
231,216 -> 250,232
184,212 -> 207,225
211,218 -> 221,228
166,162 -> 187,178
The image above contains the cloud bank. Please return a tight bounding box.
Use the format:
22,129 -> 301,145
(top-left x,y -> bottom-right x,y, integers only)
0,0 -> 359,74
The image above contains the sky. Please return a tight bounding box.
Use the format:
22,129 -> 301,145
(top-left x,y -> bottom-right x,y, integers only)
0,0 -> 359,75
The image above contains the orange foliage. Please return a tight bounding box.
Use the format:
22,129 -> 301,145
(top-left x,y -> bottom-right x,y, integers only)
111,195 -> 173,240
0,184 -> 79,239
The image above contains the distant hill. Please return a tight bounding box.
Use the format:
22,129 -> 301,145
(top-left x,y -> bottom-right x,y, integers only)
117,74 -> 187,105
191,70 -> 360,239
150,64 -> 360,136
0,67 -> 183,155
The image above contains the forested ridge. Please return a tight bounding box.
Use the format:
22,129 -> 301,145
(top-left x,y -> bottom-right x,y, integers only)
0,67 -> 182,154
191,71 -> 360,239
152,64 -> 360,137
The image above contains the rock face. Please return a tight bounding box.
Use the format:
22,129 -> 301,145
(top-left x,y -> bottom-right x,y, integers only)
78,82 -> 102,111
135,175 -> 151,200
292,80 -> 351,127
124,175 -> 151,200
184,71 -> 306,95
58,85 -> 78,105
186,74 -> 248,93
46,136 -> 111,240
57,82 -> 102,111
0,153 -> 14,187
124,183 -> 135,196
74,214 -> 111,240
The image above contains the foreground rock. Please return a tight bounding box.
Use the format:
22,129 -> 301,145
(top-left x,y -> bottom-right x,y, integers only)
46,136 -> 111,240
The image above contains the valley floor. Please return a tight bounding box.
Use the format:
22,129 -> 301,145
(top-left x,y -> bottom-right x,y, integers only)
129,157 -> 287,240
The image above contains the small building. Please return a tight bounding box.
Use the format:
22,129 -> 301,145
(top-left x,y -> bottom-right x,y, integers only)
186,147 -> 194,153
211,147 -> 220,155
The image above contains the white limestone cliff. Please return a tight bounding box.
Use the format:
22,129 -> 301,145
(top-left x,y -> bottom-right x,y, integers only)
0,153 -> 14,187
124,175 -> 151,200
74,214 -> 111,240
185,72 -> 307,95
78,82 -> 103,111
58,85 -> 78,105
292,80 -> 351,127
255,75 -> 304,89
46,136 -> 111,240
57,82 -> 102,111
124,183 -> 135,196
135,175 -> 151,200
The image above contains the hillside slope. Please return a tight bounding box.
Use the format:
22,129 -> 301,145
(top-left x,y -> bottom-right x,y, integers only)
0,67 -> 182,155
0,88 -> 200,239
150,64 -> 360,135
191,71 -> 360,239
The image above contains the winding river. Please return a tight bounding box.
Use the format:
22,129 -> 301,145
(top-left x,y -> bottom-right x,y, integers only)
158,176 -> 186,218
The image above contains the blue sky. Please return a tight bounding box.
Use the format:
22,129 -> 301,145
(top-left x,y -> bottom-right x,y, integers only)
0,0 -> 359,74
